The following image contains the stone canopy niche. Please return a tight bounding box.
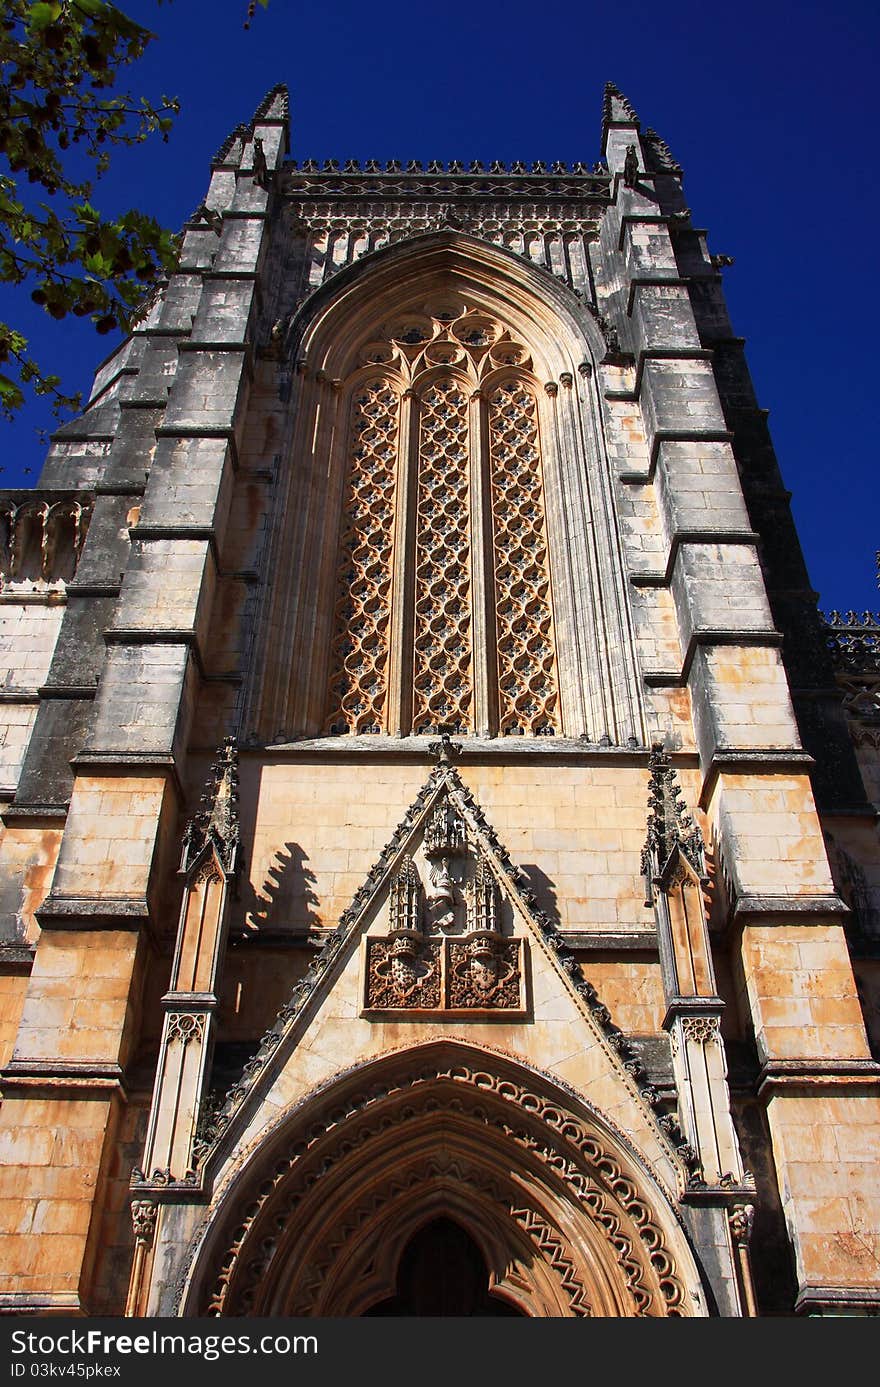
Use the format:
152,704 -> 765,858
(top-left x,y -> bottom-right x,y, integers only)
362,796 -> 528,1016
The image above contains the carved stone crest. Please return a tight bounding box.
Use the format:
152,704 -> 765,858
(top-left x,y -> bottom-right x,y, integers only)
448,933 -> 521,1009
366,934 -> 441,1009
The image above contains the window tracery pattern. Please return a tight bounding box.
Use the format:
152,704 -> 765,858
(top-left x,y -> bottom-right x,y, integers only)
488,382 -> 560,735
323,301 -> 561,738
412,378 -> 472,734
325,379 -> 399,734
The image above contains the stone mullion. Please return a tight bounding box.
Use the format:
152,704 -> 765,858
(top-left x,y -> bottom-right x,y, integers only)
387,389 -> 419,736
469,389 -> 496,737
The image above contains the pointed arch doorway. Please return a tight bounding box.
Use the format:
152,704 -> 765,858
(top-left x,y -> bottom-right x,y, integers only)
362,1217 -> 525,1317
186,1042 -> 707,1318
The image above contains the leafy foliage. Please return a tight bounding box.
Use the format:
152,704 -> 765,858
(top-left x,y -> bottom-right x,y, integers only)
0,0 -> 180,419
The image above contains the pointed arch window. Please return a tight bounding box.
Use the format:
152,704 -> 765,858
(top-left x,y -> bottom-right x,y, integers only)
324,300 -> 561,738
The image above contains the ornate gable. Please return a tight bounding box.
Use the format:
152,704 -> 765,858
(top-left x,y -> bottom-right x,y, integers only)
177,739 -> 691,1194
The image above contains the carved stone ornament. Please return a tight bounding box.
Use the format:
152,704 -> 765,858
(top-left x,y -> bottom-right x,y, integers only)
426,855 -> 457,931
423,798 -> 468,929
729,1202 -> 755,1246
180,736 -> 240,877
448,933 -> 521,1009
366,934 -> 441,1009
166,1012 -> 207,1047
0,496 -> 91,590
623,146 -> 639,188
642,743 -> 706,896
467,853 -> 500,933
424,797 -> 467,859
131,1200 -> 157,1245
201,762 -> 672,1164
389,854 -> 423,933
681,1016 -> 719,1046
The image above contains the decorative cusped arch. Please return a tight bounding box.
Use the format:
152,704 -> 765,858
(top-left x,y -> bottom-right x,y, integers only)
247,232 -> 644,747
179,1041 -> 710,1318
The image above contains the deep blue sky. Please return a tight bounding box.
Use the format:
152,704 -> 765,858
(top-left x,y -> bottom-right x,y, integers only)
2,0 -> 877,612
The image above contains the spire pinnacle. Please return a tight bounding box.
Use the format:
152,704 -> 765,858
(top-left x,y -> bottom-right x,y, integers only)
181,736 -> 240,876
641,744 -> 705,890
643,127 -> 683,175
602,81 -> 642,142
252,83 -> 289,124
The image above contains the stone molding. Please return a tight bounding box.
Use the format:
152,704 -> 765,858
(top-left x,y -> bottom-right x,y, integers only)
795,1285 -> 880,1316
35,894 -> 150,930
757,1058 -> 880,1098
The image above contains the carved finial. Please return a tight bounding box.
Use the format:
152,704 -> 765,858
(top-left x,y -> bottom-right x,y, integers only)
181,736 -> 240,877
390,855 -> 423,934
467,853 -> 500,934
428,731 -> 462,766
641,743 -> 705,894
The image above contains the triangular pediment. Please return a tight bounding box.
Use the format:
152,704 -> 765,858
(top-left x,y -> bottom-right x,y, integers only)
196,754 -> 690,1194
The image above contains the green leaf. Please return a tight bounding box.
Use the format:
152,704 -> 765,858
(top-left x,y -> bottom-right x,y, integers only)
0,375 -> 25,409
26,3 -> 63,32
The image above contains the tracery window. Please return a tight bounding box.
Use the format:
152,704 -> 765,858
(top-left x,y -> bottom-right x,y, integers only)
488,381 -> 558,736
325,380 -> 399,735
412,379 -> 473,734
324,300 -> 561,738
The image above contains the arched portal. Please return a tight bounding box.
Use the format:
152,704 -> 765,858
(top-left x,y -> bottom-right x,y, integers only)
181,1042 -> 709,1317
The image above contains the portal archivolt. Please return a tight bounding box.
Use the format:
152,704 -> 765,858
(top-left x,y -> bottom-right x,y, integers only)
184,1044 -> 704,1317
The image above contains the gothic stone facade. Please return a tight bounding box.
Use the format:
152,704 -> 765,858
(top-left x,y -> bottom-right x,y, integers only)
0,84 -> 878,1318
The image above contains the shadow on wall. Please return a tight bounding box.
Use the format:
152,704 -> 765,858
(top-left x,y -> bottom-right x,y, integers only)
520,863 -> 561,928
241,840 -> 320,936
